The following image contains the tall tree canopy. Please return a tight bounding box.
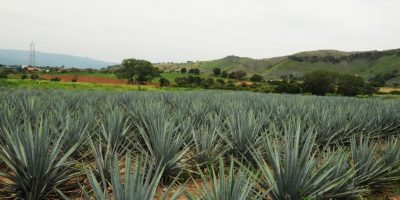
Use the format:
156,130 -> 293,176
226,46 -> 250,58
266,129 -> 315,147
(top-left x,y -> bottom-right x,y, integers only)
303,70 -> 336,96
117,58 -> 160,84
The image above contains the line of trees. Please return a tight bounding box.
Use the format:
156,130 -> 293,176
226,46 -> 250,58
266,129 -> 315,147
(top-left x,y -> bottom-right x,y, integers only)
180,67 -> 200,75
268,70 -> 377,96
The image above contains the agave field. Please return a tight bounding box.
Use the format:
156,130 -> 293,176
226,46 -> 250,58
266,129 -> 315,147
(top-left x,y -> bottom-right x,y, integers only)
0,89 -> 399,200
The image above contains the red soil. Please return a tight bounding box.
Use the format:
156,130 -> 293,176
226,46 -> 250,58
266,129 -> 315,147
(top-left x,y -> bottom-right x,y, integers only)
41,75 -> 129,85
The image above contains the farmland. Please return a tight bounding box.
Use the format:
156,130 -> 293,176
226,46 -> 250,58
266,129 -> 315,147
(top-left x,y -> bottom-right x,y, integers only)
0,89 -> 399,199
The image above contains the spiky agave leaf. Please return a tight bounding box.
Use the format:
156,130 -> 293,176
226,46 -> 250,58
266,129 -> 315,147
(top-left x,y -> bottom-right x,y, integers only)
0,120 -> 80,200
351,135 -> 400,193
251,121 -> 351,200
85,153 -> 185,200
186,158 -> 264,200
320,148 -> 367,198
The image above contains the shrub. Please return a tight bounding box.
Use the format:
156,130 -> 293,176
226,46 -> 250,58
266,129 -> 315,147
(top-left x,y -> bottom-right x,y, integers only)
0,72 -> 8,78
274,81 -> 301,94
221,70 -> 228,78
72,75 -> 79,82
303,70 -> 337,95
250,74 -> 263,82
212,68 -> 221,76
21,74 -> 28,79
50,76 -> 61,81
159,77 -> 170,87
337,74 -> 365,96
31,74 -> 39,80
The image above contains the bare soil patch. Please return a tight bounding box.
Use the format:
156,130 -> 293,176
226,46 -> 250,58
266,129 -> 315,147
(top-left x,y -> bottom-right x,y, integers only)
41,75 -> 128,85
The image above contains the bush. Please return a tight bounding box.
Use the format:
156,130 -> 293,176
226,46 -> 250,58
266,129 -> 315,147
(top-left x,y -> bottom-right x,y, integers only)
188,68 -> 200,75
213,68 -> 221,76
50,77 -> 61,82
21,74 -> 28,80
274,81 -> 301,94
303,70 -> 337,96
31,74 -> 39,80
337,74 -> 365,96
72,75 -> 79,82
221,70 -> 228,78
0,72 -> 7,79
250,74 -> 263,82
159,77 -> 170,87
216,79 -> 225,85
228,70 -> 247,80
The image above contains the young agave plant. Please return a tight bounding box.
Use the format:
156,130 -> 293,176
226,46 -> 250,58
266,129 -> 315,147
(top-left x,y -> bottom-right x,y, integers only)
137,103 -> 190,180
100,108 -> 132,156
225,109 -> 264,159
191,115 -> 226,166
85,153 -> 184,200
251,121 -> 351,200
186,158 -> 264,200
0,120 -> 79,199
351,135 -> 400,193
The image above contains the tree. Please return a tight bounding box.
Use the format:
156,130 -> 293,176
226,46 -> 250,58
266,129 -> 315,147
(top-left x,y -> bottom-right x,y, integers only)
180,68 -> 187,73
189,68 -> 200,75
159,77 -> 170,87
274,81 -> 301,94
31,74 -> 39,80
213,68 -> 221,76
362,83 -> 377,96
116,58 -> 160,84
303,70 -> 336,96
228,70 -> 247,80
202,78 -> 215,89
221,70 -> 228,78
337,74 -> 365,96
250,74 -> 263,82
0,70 -> 7,79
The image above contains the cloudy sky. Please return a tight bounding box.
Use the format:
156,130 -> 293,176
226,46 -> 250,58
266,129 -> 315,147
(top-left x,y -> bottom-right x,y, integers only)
0,0 -> 399,63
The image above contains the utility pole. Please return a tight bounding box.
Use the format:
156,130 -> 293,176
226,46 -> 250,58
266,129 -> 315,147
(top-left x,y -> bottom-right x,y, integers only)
29,41 -> 36,67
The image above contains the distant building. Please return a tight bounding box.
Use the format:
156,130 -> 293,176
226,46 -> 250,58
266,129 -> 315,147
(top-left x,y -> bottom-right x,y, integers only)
24,66 -> 41,72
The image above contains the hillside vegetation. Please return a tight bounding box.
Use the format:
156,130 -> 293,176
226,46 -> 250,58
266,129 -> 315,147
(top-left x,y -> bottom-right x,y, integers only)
156,49 -> 400,81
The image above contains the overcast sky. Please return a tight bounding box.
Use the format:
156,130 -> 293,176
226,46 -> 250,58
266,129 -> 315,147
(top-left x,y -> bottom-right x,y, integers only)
0,0 -> 399,63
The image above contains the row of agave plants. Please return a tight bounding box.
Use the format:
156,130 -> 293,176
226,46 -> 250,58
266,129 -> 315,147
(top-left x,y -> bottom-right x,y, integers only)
0,89 -> 399,199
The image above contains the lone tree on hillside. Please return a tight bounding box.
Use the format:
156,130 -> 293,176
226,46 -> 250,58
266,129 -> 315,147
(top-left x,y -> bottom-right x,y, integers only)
117,58 -> 160,84
213,68 -> 221,76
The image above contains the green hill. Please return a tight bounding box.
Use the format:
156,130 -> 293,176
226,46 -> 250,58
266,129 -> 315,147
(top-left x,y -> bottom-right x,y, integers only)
155,49 -> 400,81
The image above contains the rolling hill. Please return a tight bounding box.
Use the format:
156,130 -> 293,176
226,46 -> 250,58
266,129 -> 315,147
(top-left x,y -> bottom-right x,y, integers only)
0,49 -> 116,68
156,49 -> 400,81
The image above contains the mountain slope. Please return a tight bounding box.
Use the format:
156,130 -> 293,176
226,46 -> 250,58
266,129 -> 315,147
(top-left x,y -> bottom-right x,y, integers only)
0,49 -> 116,68
156,49 -> 400,80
